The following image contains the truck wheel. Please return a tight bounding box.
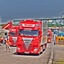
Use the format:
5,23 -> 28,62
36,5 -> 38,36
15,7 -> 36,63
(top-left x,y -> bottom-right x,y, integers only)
43,45 -> 45,51
16,52 -> 21,55
40,46 -> 43,54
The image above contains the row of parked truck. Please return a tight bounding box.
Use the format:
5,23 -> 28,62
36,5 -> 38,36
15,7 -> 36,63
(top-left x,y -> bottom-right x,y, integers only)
1,19 -> 53,54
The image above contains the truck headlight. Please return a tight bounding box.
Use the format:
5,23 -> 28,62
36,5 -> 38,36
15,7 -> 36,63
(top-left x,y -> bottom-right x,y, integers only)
34,48 -> 38,52
17,47 -> 20,50
48,39 -> 51,42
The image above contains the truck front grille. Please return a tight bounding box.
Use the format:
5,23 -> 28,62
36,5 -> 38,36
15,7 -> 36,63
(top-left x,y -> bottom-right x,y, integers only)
22,38 -> 33,49
12,37 -> 17,43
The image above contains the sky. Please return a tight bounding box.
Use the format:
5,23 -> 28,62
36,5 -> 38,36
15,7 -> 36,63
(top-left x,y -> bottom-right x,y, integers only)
0,0 -> 64,22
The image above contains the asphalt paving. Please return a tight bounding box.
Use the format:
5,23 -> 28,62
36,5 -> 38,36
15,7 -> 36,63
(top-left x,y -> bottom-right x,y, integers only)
0,43 -> 52,64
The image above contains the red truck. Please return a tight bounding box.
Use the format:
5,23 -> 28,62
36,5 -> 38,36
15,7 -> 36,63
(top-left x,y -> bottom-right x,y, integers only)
2,21 -> 19,46
47,29 -> 52,43
9,26 -> 19,46
16,20 -> 47,54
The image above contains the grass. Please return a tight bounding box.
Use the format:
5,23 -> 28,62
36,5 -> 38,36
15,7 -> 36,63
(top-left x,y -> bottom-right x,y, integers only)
0,24 -> 5,26
54,60 -> 64,64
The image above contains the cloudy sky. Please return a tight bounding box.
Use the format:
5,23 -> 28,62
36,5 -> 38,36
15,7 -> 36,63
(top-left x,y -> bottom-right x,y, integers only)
0,0 -> 64,22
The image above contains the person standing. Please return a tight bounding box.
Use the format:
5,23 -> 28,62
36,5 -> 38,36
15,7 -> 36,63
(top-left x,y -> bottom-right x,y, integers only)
54,29 -> 58,45
3,33 -> 8,44
6,38 -> 10,52
4,33 -> 10,52
0,38 -> 1,46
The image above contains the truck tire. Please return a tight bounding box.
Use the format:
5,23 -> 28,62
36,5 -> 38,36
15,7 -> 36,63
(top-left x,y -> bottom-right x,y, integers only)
40,46 -> 43,54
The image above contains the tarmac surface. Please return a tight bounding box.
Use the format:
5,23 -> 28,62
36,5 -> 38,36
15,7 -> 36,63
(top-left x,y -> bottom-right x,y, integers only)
0,40 -> 64,64
53,44 -> 64,64
0,43 -> 52,64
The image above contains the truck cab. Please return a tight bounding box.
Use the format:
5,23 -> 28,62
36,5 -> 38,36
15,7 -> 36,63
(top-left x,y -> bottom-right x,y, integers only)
16,20 -> 47,54
9,26 -> 19,46
2,21 -> 19,46
47,29 -> 52,43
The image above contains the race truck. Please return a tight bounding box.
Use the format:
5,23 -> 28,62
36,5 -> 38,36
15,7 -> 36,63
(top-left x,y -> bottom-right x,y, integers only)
9,26 -> 19,46
47,29 -> 52,43
2,21 -> 19,46
16,20 -> 47,54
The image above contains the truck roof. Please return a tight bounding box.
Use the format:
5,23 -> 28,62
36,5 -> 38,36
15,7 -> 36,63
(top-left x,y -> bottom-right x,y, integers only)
19,20 -> 42,29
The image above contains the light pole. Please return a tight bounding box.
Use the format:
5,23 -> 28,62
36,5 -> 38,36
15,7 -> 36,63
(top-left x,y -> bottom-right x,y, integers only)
61,13 -> 64,18
61,13 -> 64,26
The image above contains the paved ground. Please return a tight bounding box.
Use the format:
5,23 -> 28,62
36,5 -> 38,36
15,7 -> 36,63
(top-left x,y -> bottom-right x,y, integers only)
53,44 -> 64,64
0,43 -> 52,64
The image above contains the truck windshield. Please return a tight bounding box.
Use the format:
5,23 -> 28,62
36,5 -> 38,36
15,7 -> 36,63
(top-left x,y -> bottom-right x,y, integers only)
10,32 -> 16,36
19,30 -> 39,36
